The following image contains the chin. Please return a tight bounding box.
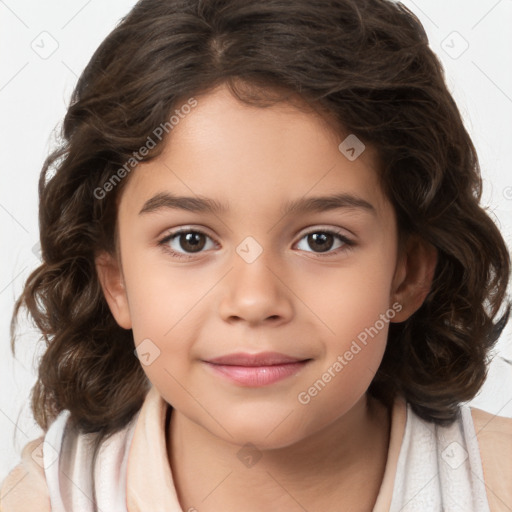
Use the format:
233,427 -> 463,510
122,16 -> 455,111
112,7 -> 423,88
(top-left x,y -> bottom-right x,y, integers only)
232,431 -> 305,452
215,416 -> 309,452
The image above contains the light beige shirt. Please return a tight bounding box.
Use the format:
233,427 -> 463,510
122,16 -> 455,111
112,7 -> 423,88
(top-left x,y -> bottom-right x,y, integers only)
1,385 -> 511,511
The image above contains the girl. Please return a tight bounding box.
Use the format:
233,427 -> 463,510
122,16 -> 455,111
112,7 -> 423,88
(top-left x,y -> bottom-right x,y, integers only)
1,0 -> 511,511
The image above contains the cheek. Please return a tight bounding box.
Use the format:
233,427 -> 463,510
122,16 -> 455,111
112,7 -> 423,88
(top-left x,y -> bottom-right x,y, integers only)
120,245 -> 212,392
302,239 -> 398,347
295,272 -> 396,432
121,240 -> 201,335
293,239 -> 397,407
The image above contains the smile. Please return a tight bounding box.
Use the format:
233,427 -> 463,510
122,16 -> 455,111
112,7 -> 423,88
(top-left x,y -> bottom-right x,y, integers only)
203,352 -> 312,386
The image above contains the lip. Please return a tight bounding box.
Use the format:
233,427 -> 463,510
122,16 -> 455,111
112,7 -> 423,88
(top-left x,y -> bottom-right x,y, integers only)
207,351 -> 306,366
203,352 -> 312,387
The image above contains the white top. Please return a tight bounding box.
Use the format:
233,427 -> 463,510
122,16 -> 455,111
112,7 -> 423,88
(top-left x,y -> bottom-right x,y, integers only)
43,408 -> 138,511
41,390 -> 491,511
389,404 -> 489,511
2,385 -> 511,511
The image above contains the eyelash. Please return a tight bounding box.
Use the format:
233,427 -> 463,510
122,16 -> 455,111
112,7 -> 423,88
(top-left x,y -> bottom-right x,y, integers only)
157,227 -> 356,260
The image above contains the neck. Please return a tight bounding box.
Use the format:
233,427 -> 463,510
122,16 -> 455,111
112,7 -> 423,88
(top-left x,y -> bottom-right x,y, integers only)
167,394 -> 391,512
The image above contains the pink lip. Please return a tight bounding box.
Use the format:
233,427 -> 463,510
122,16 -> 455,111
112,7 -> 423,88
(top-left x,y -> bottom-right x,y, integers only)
204,352 -> 311,387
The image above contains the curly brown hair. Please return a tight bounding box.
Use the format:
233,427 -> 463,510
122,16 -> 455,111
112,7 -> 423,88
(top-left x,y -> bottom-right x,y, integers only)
11,0 -> 510,446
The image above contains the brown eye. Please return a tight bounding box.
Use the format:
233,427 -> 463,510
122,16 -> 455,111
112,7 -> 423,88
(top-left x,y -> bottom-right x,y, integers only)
159,229 -> 216,259
296,229 -> 354,256
178,232 -> 207,253
306,232 -> 335,253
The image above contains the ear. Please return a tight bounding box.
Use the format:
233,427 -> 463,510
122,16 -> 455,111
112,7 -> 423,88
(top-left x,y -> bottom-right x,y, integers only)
95,251 -> 132,329
390,236 -> 438,323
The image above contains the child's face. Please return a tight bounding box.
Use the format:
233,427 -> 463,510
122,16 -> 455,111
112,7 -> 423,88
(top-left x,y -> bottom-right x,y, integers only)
99,83 -> 420,449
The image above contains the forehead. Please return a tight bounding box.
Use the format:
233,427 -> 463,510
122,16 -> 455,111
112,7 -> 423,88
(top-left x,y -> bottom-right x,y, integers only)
119,84 -> 390,220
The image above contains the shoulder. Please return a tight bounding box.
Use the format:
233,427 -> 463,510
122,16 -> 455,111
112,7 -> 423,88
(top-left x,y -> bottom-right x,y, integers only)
470,406 -> 512,511
1,409 -> 71,512
471,405 -> 512,437
0,437 -> 51,512
470,405 -> 512,460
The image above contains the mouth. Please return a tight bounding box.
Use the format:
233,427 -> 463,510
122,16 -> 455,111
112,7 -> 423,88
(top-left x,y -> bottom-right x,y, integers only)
203,352 -> 312,387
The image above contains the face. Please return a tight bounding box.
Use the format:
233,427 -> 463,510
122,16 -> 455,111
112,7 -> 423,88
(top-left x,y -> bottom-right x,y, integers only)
97,83 -> 430,450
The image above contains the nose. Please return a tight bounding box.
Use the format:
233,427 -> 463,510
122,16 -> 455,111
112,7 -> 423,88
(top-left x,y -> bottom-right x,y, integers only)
218,246 -> 294,327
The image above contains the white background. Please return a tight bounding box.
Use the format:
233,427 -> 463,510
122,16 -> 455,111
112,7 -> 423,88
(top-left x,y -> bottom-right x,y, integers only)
1,0 -> 511,483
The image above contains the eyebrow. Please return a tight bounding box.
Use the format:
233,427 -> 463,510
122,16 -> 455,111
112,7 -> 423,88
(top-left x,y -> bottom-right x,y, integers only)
138,192 -> 376,217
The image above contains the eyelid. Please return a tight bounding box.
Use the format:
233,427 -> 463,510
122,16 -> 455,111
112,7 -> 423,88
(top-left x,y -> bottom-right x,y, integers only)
158,226 -> 218,252
159,224 -> 355,241
159,225 -> 216,242
296,224 -> 353,239
157,225 -> 224,262
293,226 -> 355,257
157,225 -> 356,259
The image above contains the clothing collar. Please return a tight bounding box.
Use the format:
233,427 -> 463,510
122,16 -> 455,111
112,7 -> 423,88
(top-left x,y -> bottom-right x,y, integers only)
125,385 -> 407,512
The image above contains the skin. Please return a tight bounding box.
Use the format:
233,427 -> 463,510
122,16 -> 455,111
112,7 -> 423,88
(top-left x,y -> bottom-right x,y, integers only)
96,83 -> 437,511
